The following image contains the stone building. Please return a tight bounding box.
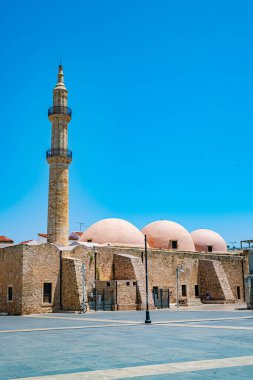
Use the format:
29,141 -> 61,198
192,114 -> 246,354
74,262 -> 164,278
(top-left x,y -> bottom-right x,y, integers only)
0,217 -> 249,315
0,67 -> 250,315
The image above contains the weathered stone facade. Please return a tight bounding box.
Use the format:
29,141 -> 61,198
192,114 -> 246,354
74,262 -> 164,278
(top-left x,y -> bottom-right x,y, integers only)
0,243 -> 248,315
199,259 -> 235,302
62,257 -> 83,311
113,253 -> 153,309
0,245 -> 23,315
47,65 -> 71,246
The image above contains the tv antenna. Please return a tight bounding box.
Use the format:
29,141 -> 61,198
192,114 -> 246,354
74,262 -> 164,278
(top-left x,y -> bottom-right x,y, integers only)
75,222 -> 85,232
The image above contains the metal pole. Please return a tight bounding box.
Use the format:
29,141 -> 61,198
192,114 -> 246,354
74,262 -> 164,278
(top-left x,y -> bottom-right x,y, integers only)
94,246 -> 97,312
59,251 -> 63,310
176,267 -> 179,308
81,263 -> 86,311
145,235 -> 151,323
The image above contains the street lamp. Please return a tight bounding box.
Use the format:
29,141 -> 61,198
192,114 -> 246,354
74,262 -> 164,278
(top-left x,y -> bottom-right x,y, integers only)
79,262 -> 87,313
144,235 -> 151,324
176,265 -> 184,308
93,246 -> 97,312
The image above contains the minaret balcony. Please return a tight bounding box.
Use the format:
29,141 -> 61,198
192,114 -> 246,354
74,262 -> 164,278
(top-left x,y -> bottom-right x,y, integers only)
48,106 -> 72,117
46,148 -> 72,160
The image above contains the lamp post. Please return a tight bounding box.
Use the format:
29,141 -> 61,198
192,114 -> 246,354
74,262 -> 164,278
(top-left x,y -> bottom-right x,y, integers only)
144,235 -> 151,324
80,262 -> 87,313
176,265 -> 184,308
93,246 -> 97,312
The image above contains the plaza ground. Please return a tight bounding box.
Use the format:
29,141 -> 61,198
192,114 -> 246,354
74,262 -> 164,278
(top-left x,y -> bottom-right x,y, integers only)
0,304 -> 253,379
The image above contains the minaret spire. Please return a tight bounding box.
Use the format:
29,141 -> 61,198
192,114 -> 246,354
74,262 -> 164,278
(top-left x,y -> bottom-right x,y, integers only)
46,66 -> 72,246
55,64 -> 66,90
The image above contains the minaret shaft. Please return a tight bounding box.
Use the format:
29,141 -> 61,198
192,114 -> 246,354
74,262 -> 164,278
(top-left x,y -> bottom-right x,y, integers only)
46,66 -> 72,246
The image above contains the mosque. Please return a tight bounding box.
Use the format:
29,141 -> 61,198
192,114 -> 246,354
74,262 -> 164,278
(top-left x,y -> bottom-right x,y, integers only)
0,67 -> 250,315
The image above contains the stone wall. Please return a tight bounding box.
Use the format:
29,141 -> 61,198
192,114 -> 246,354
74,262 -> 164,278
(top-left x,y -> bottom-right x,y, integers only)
0,243 -> 247,315
95,280 -> 138,311
62,258 -> 83,311
94,247 -> 245,305
22,244 -> 61,314
113,253 -> 154,309
219,255 -> 244,301
62,246 -> 95,290
0,245 -> 23,315
199,259 -> 235,302
116,280 -> 138,310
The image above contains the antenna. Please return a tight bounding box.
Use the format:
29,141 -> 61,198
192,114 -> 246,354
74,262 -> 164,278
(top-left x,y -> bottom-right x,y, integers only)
75,222 -> 85,232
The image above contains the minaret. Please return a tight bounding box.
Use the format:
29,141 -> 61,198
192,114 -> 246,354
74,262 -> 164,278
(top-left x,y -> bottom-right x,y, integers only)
46,65 -> 72,246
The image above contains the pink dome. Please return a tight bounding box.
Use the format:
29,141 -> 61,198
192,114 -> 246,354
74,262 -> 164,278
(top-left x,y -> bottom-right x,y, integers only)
80,218 -> 145,247
141,220 -> 195,251
191,229 -> 227,253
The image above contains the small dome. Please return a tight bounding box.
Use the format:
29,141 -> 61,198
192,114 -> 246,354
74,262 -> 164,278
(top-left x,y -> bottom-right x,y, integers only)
80,218 -> 145,247
191,229 -> 227,253
141,220 -> 195,251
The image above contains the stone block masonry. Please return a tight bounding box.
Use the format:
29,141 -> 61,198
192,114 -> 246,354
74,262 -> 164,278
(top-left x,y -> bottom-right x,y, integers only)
0,243 -> 248,315
22,244 -> 61,314
46,65 -> 71,247
47,158 -> 70,246
199,259 -> 235,302
62,258 -> 83,311
0,245 -> 23,315
113,253 -> 154,309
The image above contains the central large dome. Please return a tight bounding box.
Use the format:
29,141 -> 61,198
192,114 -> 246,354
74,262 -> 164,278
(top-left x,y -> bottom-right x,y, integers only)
142,220 -> 195,251
80,218 -> 145,247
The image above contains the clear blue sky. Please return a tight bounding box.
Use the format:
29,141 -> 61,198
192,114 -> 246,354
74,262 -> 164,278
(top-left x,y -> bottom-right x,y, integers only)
1,0 -> 253,245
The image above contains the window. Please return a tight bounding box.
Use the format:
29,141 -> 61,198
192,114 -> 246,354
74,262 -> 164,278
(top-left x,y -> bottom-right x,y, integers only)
107,282 -> 110,287
133,282 -> 136,286
87,239 -> 92,243
237,286 -> 241,300
126,282 -> 130,286
8,286 -> 13,302
195,285 -> 199,297
182,285 -> 187,297
207,245 -> 213,252
171,240 -> 178,249
43,283 -> 52,303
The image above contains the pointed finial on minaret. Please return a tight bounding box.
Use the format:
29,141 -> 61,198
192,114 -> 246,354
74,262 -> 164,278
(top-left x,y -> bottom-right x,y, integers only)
58,64 -> 64,84
54,64 -> 66,90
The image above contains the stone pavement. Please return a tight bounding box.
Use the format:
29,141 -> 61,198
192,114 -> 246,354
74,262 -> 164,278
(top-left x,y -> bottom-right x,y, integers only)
0,304 -> 253,379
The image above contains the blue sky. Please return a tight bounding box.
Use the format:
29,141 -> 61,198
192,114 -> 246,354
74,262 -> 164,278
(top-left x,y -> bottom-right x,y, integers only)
1,0 -> 253,245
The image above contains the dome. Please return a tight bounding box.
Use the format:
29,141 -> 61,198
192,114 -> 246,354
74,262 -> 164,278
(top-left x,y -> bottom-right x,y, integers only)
80,218 -> 145,247
191,229 -> 227,253
141,220 -> 195,251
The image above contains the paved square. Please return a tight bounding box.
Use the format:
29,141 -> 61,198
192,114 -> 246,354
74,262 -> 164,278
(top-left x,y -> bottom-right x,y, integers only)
0,305 -> 253,379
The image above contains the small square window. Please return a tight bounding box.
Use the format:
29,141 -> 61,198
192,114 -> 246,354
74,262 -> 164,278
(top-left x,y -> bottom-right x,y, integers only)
126,282 -> 130,286
8,287 -> 13,302
87,239 -> 92,243
207,245 -> 213,252
171,240 -> 178,249
133,282 -> 136,286
43,283 -> 52,303
107,282 -> 110,287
